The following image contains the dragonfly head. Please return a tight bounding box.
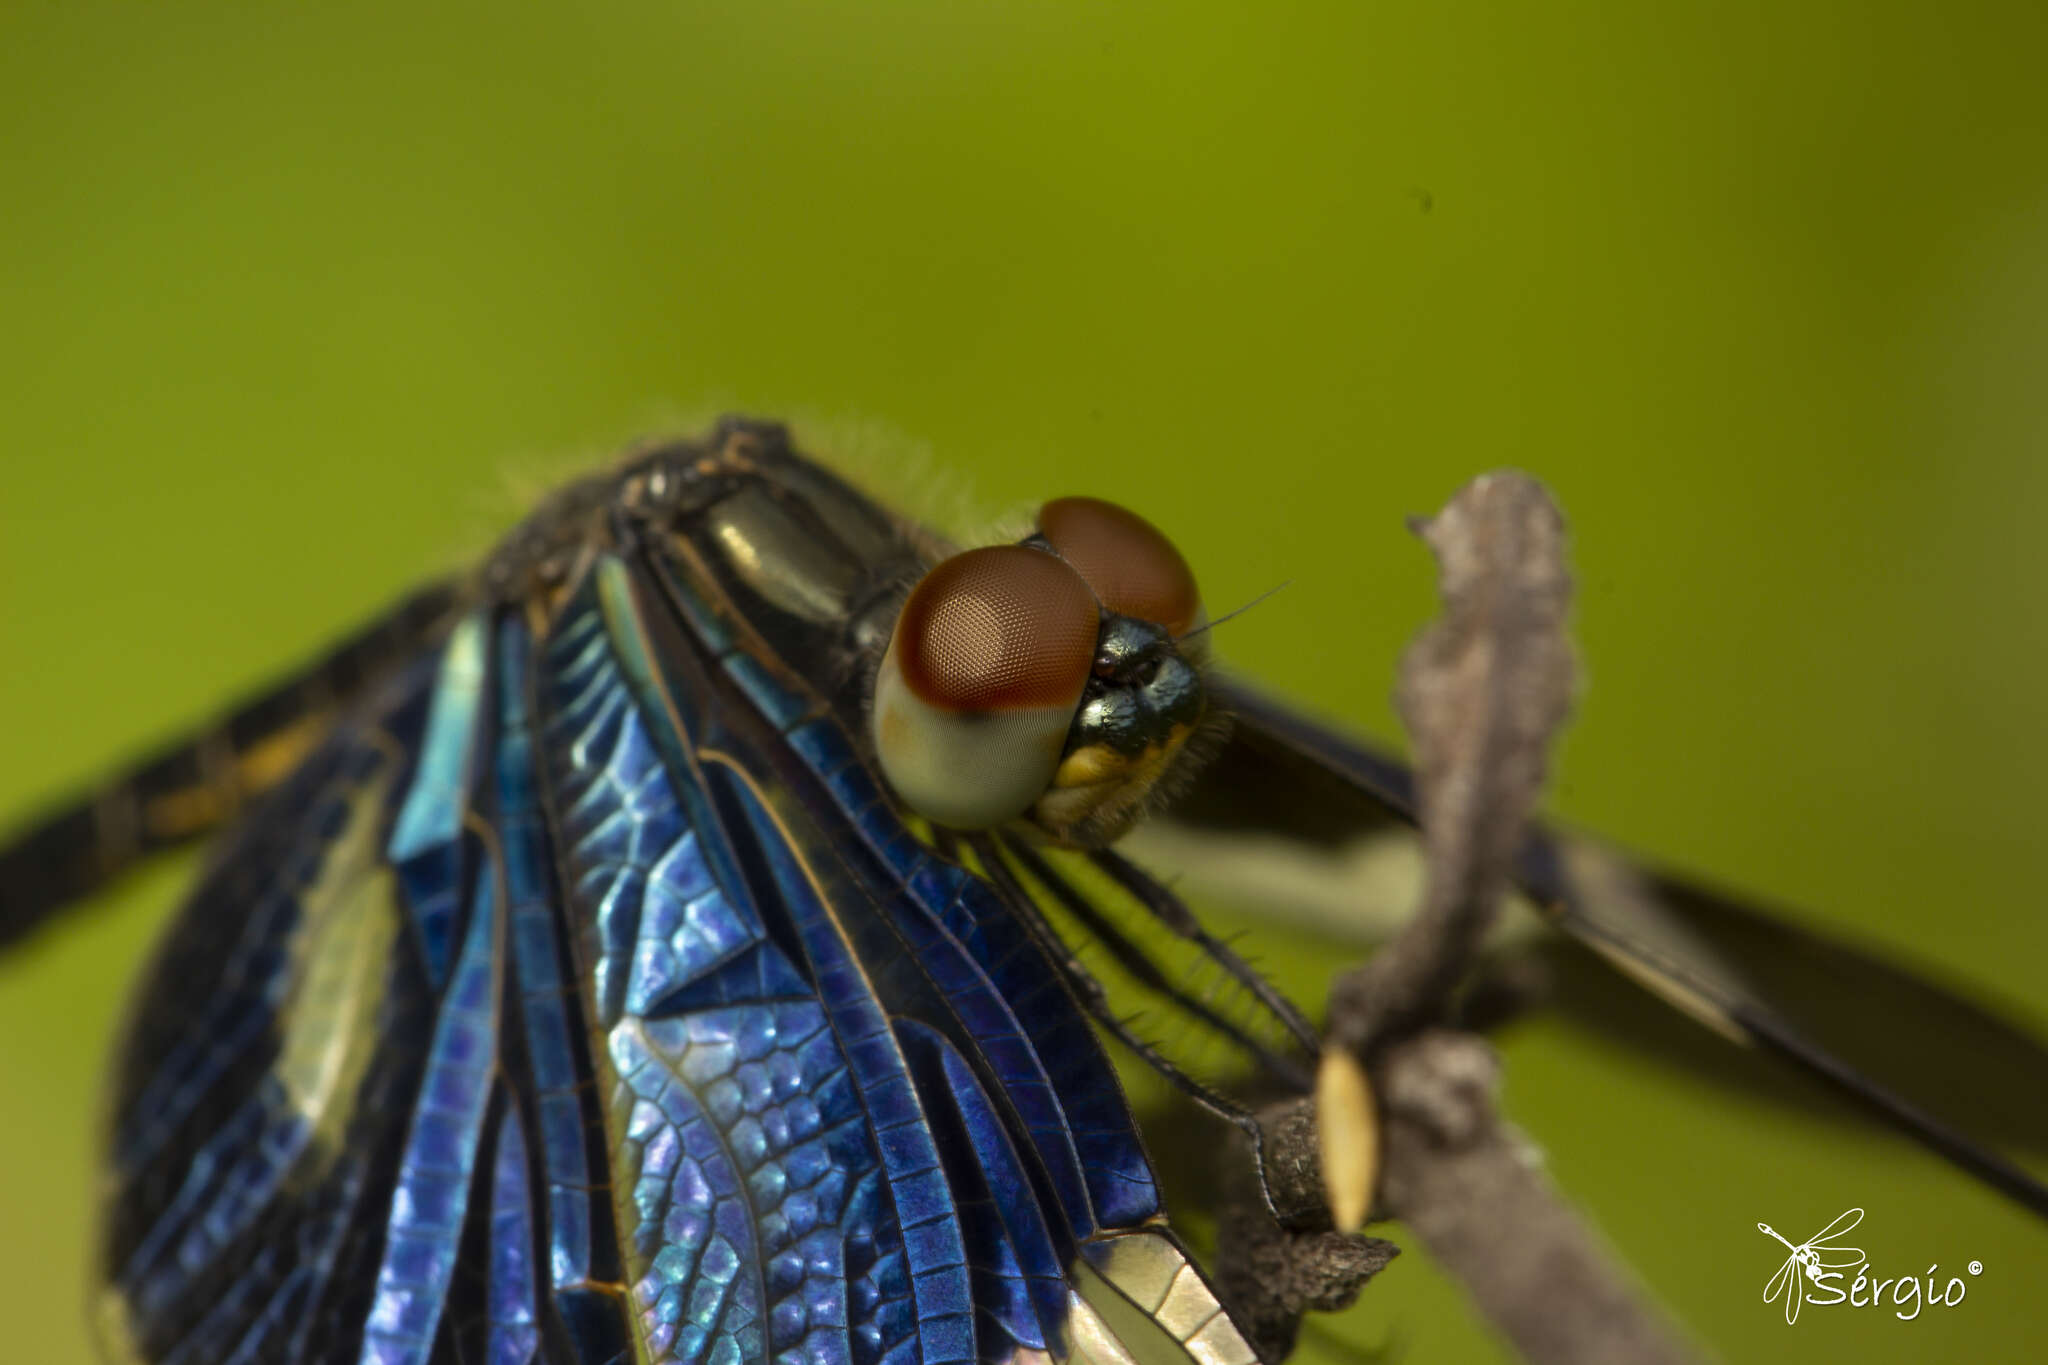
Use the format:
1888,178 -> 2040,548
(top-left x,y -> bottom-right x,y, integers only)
872,495 -> 1214,846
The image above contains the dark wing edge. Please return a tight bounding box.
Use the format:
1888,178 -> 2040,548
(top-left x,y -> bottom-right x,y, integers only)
1161,677 -> 2048,1221
0,577 -> 462,953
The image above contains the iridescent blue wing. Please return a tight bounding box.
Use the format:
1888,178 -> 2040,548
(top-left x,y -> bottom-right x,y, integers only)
96,536 -> 1267,1363
95,628 -> 458,1361
96,599 -> 626,1364
544,544 -> 1264,1365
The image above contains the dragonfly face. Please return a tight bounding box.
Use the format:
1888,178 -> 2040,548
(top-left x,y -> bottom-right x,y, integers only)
3,417 -> 2044,1365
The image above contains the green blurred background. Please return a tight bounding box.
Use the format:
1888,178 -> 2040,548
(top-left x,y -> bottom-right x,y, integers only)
3,3 -> 2045,1360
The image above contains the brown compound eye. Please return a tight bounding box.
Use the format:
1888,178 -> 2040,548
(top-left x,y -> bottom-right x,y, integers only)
872,545 -> 1100,828
1037,496 -> 1204,637
891,545 -> 1099,711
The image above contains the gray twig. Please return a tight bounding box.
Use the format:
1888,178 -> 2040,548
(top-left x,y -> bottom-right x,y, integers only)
1376,1030 -> 1694,1365
1326,472 -> 1574,1053
1307,472 -> 1696,1364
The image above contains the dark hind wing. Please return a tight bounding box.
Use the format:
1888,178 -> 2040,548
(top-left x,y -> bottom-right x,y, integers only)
1167,680 -> 1420,851
0,579 -> 459,951
1165,677 -> 2048,1219
1568,866 -> 2048,1159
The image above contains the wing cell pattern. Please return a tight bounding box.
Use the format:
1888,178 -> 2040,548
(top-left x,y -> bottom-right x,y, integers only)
97,655 -> 441,1363
95,550 -> 1259,1365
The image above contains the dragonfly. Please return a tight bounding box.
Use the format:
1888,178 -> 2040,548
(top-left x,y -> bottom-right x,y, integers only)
0,418 -> 2043,1364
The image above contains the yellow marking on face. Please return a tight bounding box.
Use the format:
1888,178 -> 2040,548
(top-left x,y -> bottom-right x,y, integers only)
1052,724 -> 1193,794
1033,724 -> 1194,843
1052,744 -> 1126,789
